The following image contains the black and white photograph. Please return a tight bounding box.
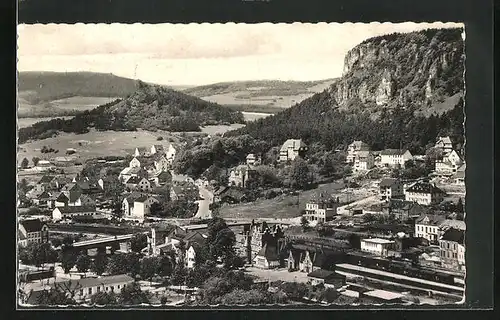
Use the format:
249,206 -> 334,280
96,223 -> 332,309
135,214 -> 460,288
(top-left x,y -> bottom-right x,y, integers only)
17,22 -> 466,307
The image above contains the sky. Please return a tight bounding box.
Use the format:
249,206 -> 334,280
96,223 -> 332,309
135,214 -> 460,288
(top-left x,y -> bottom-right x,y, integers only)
18,22 -> 464,86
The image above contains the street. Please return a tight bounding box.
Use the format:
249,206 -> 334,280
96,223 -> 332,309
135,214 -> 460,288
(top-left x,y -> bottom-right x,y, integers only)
194,181 -> 213,219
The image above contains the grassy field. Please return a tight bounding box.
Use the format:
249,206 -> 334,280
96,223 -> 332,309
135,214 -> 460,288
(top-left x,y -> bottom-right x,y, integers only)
199,124 -> 246,135
17,129 -> 184,164
219,181 -> 353,219
18,117 -> 73,128
18,96 -> 120,118
185,79 -> 338,110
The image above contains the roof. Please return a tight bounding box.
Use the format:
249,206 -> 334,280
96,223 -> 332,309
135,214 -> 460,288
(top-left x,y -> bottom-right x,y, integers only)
437,136 -> 453,144
256,243 -> 279,261
416,214 -> 446,226
51,274 -> 134,290
233,164 -> 255,174
126,176 -> 142,184
38,175 -> 56,184
54,206 -> 96,214
406,182 -> 444,194
125,192 -> 145,203
246,153 -> 256,159
152,153 -> 167,162
356,151 -> 372,159
440,228 -> 465,243
307,269 -> 336,279
363,289 -> 403,301
349,140 -> 369,150
386,199 -> 421,211
214,186 -> 230,195
61,183 -> 80,192
280,139 -> 306,152
361,238 -> 395,245
136,147 -> 148,153
439,219 -> 466,231
380,149 -> 408,156
79,194 -> 95,203
379,178 -> 399,188
20,219 -> 46,233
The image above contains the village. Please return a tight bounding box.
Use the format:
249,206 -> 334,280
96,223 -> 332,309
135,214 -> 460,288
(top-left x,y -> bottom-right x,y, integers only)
17,132 -> 466,306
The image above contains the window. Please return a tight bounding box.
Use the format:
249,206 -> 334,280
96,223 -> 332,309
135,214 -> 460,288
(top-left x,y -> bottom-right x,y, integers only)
88,288 -> 92,295
97,287 -> 101,292
80,289 -> 84,296
111,286 -> 114,292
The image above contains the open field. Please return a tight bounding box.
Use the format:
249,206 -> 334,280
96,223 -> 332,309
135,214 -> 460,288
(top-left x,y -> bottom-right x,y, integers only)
242,112 -> 273,122
18,96 -> 120,118
17,129 -> 184,164
199,124 -> 245,135
18,117 -> 73,128
185,79 -> 338,110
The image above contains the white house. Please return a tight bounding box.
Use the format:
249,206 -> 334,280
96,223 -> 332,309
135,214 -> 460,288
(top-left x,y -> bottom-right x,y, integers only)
279,139 -> 307,162
129,157 -> 141,168
246,153 -> 261,166
435,150 -> 463,176
453,163 -> 466,185
122,194 -> 159,222
18,219 -> 49,247
360,238 -> 396,257
379,149 -> 413,168
185,245 -> 197,269
166,144 -> 177,164
125,177 -> 152,192
405,182 -> 445,206
353,151 -> 374,172
303,195 -> 339,223
414,214 -> 446,243
379,178 -> 404,201
52,206 -> 97,221
153,154 -> 169,173
347,140 -> 370,164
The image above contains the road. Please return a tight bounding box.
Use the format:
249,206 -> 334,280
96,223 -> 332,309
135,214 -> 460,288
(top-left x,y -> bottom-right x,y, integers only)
194,181 -> 213,219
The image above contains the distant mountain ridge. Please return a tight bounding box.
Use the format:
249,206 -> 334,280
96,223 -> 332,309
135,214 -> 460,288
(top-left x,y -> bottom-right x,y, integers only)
18,71 -> 141,104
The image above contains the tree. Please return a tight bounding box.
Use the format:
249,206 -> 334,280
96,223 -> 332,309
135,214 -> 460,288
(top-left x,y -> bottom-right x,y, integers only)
158,254 -> 175,277
34,288 -> 76,306
130,233 -> 148,253
290,157 -> 312,189
107,253 -> 140,276
18,178 -> 29,194
90,253 -> 108,276
170,264 -> 188,286
19,242 -> 58,268
21,158 -> 29,169
90,291 -> 118,305
32,157 -> 40,166
149,202 -> 164,216
118,282 -> 150,305
60,251 -> 78,273
300,216 -> 309,232
75,254 -> 91,273
139,257 -> 161,284
111,197 -> 123,218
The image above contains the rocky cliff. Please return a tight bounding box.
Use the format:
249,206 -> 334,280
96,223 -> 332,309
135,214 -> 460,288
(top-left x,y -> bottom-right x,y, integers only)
330,28 -> 464,114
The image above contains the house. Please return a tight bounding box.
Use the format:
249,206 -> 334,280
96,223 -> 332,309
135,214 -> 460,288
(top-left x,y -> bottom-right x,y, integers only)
35,175 -> 60,192
122,194 -> 159,221
151,170 -> 172,186
218,187 -> 247,204
453,163 -> 466,185
169,182 -> 198,201
405,182 -> 445,206
360,238 -> 396,257
346,140 -> 370,164
435,136 -> 454,153
439,228 -> 465,271
35,160 -> 53,171
150,144 -> 165,155
287,244 -> 347,273
379,178 -> 404,201
246,153 -> 261,166
228,164 -> 257,188
73,177 -> 103,195
18,219 -> 49,247
353,151 -> 374,172
165,144 -> 177,164
129,157 -> 141,168
303,194 -> 340,223
382,199 -> 428,221
379,149 -> 413,168
32,190 -> 52,207
253,243 -> 281,269
54,187 -> 83,207
435,150 -> 463,176
47,274 -> 134,303
182,231 -> 207,268
52,206 -> 97,221
361,289 -> 404,304
279,139 -> 307,162
307,269 -> 346,289
439,219 -> 466,234
243,222 -> 284,263
119,166 -> 148,183
134,147 -> 149,157
152,153 -> 169,173
415,214 -> 446,243
125,177 -> 152,192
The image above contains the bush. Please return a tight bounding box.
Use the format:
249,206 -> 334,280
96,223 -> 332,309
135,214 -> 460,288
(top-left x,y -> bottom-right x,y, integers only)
156,136 -> 164,141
